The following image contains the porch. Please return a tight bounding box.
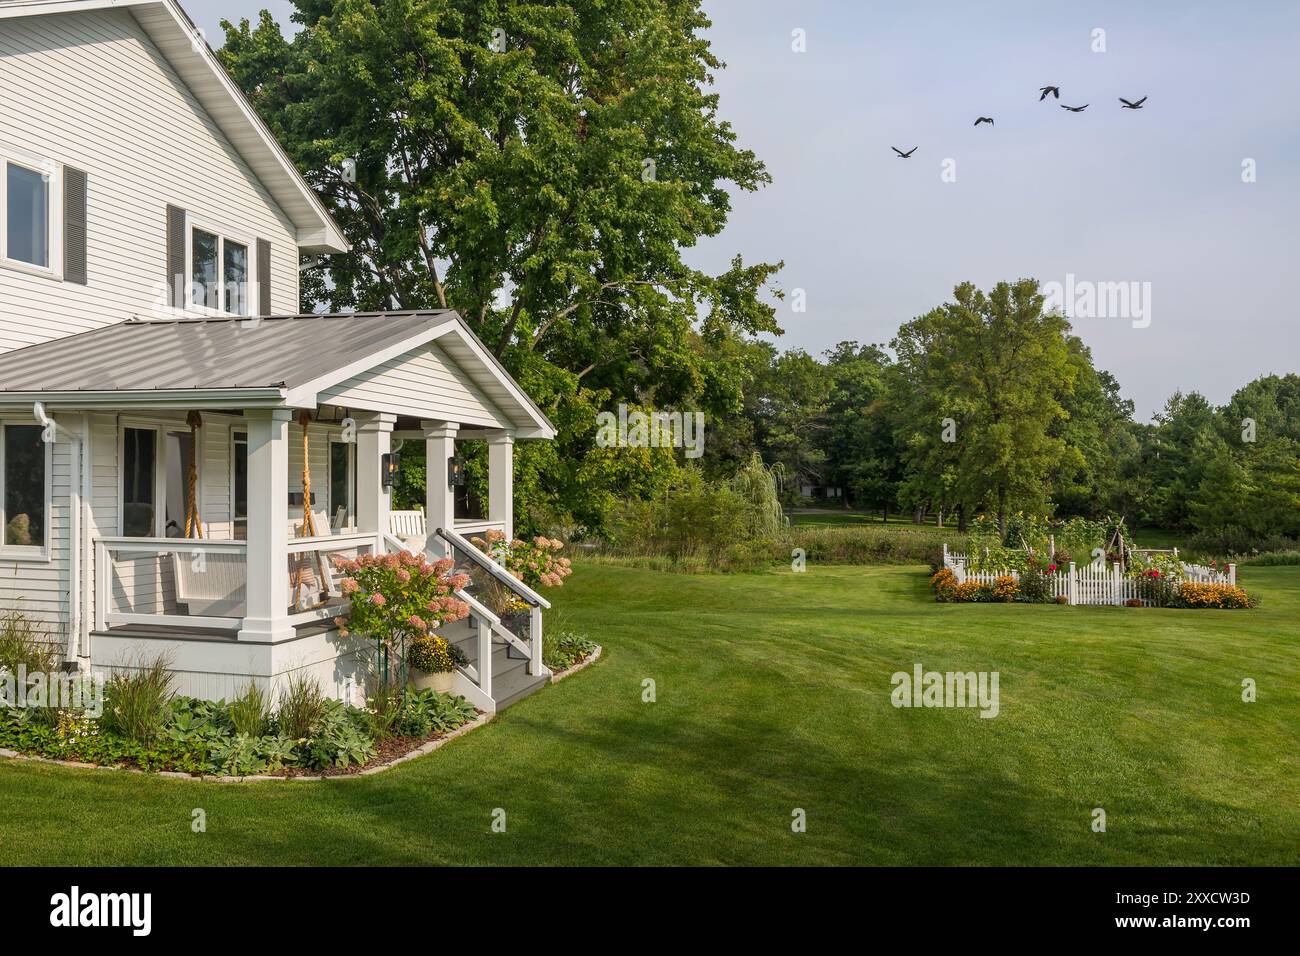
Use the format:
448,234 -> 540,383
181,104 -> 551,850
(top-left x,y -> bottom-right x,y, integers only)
0,311 -> 556,711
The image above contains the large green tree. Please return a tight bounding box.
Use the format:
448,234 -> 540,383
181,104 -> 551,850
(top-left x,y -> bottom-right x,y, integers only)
220,0 -> 781,532
892,280 -> 1081,535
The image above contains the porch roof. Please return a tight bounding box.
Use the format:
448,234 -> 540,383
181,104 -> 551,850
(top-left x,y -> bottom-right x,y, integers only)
0,311 -> 556,438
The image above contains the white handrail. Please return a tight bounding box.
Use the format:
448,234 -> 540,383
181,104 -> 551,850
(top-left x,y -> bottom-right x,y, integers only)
287,531 -> 380,554
436,526 -> 551,610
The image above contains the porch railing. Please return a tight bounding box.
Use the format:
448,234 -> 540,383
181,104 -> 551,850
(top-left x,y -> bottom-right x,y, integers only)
94,531 -> 383,632
95,537 -> 249,632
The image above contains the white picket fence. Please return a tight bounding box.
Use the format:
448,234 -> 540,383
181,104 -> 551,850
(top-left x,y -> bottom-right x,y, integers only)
941,543 -> 1235,607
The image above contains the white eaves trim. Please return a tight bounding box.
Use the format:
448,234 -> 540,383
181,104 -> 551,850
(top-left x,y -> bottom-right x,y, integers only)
0,0 -> 349,254
0,387 -> 288,412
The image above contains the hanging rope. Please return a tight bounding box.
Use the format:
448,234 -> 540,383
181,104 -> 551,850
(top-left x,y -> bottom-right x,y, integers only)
184,411 -> 204,538
290,410 -> 332,609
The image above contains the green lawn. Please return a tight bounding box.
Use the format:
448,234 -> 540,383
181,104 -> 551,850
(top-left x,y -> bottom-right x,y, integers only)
1,563 -> 1296,866
788,508 -> 946,532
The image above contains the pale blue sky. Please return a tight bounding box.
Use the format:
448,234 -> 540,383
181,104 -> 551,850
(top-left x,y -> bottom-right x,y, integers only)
188,0 -> 1300,419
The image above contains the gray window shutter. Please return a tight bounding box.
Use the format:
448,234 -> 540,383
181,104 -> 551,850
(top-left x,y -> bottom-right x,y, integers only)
63,166 -> 88,285
166,205 -> 186,307
256,238 -> 272,315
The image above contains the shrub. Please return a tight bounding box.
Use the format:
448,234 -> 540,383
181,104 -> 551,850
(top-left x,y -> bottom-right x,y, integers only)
1125,598 -> 1143,607
1017,569 -> 1052,603
990,575 -> 1019,602
302,698 -> 376,769
1054,595 -> 1068,604
102,653 -> 175,745
930,567 -> 958,602
332,551 -> 470,679
954,580 -> 986,602
1177,582 -> 1254,609
277,672 -> 326,741
392,689 -> 477,737
470,530 -> 573,589
543,630 -> 597,671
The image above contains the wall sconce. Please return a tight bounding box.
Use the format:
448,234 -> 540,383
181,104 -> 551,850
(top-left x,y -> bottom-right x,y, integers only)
381,451 -> 400,488
448,453 -> 466,489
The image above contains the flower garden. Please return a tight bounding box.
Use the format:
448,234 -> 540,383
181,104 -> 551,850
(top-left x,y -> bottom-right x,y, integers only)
934,513 -> 1256,609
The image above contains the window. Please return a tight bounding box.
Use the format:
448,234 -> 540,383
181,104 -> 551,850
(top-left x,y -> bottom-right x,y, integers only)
122,427 -> 158,537
1,424 -> 46,550
189,225 -> 249,315
1,153 -> 59,273
232,431 -> 248,540
6,164 -> 48,267
329,440 -> 353,529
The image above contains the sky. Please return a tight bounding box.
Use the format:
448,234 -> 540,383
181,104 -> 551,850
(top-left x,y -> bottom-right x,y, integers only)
187,0 -> 1300,421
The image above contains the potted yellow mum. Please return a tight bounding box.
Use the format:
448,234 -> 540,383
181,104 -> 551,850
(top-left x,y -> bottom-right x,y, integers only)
407,633 -> 468,693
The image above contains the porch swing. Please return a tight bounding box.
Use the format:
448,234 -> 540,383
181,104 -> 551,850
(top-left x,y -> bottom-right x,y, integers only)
171,412 -> 245,617
289,410 -> 335,610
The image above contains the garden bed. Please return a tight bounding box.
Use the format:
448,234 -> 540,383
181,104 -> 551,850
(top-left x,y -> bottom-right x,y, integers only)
0,710 -> 493,782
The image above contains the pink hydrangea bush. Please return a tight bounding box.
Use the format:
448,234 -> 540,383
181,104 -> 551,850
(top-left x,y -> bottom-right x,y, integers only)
331,551 -> 470,653
470,529 -> 574,590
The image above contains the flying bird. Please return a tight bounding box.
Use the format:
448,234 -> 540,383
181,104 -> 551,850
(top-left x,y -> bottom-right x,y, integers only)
974,116 -> 994,126
1039,86 -> 1060,100
892,146 -> 918,158
1119,96 -> 1147,109
1060,103 -> 1088,112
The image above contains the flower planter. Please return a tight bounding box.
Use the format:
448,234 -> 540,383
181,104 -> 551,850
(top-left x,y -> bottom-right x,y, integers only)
409,668 -> 458,693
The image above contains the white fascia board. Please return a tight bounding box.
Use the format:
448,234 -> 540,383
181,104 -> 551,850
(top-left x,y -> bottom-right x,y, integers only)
432,321 -> 557,439
0,387 -> 288,411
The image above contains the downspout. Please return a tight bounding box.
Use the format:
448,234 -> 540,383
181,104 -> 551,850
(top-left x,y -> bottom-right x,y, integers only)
35,404 -> 86,670
80,412 -> 92,668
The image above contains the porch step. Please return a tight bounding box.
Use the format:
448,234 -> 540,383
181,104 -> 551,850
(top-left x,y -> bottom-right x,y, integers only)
441,617 -> 544,710
492,669 -> 549,710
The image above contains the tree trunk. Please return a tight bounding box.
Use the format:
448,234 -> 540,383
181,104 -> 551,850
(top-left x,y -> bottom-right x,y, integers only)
882,503 -> 889,524
957,503 -> 968,534
912,504 -> 926,524
937,506 -> 944,528
997,486 -> 1007,537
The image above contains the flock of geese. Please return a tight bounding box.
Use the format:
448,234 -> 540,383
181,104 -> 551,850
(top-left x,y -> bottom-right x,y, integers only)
891,87 -> 1148,158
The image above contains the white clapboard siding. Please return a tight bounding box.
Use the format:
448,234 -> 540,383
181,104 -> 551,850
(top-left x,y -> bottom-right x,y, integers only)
320,342 -> 512,428
0,8 -> 299,355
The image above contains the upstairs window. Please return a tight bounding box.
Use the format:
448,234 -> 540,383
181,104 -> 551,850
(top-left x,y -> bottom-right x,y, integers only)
1,154 -> 58,273
189,224 -> 249,316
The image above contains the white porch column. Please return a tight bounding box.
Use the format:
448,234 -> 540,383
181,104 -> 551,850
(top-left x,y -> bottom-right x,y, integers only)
239,408 -> 293,643
355,412 -> 396,539
488,429 -> 515,541
423,421 -> 458,555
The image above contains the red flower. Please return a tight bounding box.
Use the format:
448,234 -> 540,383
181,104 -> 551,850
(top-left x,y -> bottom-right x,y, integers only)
1048,564 -> 1057,572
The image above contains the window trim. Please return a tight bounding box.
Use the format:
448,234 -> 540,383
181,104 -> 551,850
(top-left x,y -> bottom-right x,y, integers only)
0,144 -> 63,281
184,215 -> 255,317
0,418 -> 54,561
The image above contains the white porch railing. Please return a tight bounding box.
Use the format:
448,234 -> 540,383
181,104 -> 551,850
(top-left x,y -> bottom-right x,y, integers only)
94,531 -> 383,632
95,537 -> 249,632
